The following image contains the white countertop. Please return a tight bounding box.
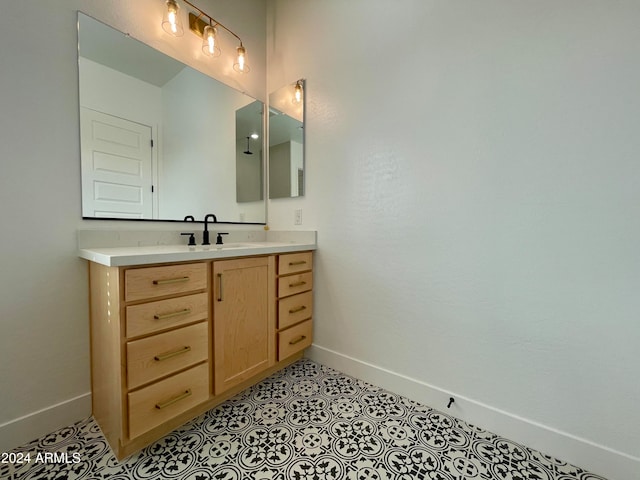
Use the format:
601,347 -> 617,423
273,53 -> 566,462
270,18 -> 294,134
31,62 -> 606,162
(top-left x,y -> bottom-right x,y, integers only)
79,241 -> 316,267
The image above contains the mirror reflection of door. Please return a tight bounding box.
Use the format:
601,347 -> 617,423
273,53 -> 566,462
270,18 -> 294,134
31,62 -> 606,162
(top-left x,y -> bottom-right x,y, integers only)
77,12 -> 266,223
268,79 -> 305,199
80,108 -> 153,218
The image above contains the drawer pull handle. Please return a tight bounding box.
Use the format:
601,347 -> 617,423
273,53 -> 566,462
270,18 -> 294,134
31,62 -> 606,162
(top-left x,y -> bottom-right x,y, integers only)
153,276 -> 189,285
154,308 -> 191,320
155,389 -> 192,409
154,346 -> 191,361
289,281 -> 307,288
289,335 -> 307,345
289,305 -> 307,314
289,261 -> 307,266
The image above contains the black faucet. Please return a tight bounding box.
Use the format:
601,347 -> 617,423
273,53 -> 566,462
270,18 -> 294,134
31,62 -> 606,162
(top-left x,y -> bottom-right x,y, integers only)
216,232 -> 229,245
183,215 -> 195,222
180,232 -> 196,246
202,214 -> 218,245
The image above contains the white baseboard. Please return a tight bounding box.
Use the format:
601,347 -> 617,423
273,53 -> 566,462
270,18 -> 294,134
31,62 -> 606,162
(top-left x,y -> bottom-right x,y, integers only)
306,344 -> 638,480
0,393 -> 91,452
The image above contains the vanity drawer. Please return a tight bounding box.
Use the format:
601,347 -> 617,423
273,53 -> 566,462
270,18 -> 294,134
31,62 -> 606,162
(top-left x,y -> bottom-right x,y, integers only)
126,322 -> 209,390
278,271 -> 313,298
278,252 -> 313,276
128,362 -> 209,439
125,263 -> 207,302
278,319 -> 313,361
126,292 -> 208,338
278,291 -> 313,329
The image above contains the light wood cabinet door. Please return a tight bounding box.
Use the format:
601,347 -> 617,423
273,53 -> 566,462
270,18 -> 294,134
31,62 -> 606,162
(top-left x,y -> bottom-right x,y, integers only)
213,257 -> 274,395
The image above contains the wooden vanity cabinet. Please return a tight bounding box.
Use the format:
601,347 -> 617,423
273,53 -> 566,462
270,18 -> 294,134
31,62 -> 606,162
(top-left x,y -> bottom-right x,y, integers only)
89,262 -> 211,458
88,251 -> 312,459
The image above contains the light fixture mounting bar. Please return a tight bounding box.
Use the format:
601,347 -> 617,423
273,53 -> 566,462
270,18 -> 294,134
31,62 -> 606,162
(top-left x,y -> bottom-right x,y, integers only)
182,0 -> 242,43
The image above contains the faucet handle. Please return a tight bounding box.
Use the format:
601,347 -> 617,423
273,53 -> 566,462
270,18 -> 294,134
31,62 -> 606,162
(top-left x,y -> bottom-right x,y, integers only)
180,232 -> 196,246
215,232 -> 229,245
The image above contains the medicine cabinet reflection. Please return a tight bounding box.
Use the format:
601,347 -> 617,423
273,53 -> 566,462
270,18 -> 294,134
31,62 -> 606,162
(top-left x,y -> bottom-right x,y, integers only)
268,79 -> 305,199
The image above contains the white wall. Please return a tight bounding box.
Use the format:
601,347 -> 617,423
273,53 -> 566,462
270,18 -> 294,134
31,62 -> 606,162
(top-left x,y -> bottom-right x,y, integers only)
0,0 -> 265,451
267,1 -> 640,478
160,67 -> 257,221
79,57 -> 163,126
269,141 -> 292,198
290,140 -> 303,196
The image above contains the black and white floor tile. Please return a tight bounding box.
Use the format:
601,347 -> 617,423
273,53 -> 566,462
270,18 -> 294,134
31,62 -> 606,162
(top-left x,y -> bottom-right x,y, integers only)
1,359 -> 608,480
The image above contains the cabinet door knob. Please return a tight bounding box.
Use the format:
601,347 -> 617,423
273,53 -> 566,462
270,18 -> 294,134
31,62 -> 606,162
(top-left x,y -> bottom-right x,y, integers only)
289,306 -> 307,314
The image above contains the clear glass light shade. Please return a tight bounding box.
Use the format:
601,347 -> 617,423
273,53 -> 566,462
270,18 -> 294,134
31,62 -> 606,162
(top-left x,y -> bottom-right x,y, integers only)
233,44 -> 250,73
293,82 -> 303,104
162,0 -> 184,36
202,25 -> 221,57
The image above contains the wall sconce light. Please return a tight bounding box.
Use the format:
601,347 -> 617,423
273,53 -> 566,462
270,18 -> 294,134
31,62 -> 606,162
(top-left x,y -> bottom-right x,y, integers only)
161,0 -> 249,73
233,43 -> 249,74
162,0 -> 184,36
293,81 -> 303,104
202,25 -> 220,57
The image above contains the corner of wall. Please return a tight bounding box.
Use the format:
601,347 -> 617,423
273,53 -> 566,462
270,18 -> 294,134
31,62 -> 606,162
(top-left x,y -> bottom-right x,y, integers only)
306,344 -> 639,480
0,393 -> 91,452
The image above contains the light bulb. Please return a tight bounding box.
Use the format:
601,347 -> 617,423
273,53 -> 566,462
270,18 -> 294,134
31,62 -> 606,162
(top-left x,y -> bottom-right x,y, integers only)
294,82 -> 303,103
233,44 -> 250,73
162,0 -> 184,37
202,25 -> 220,57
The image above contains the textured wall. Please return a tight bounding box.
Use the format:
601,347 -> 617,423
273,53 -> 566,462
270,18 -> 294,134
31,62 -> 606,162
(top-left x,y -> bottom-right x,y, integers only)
266,0 -> 640,472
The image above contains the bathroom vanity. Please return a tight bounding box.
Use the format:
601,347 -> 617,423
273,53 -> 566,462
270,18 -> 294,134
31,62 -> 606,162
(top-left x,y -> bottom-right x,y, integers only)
80,234 -> 315,459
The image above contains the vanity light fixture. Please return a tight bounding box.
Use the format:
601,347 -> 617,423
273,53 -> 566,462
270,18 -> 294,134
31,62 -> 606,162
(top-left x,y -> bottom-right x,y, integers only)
293,81 -> 303,104
161,0 -> 249,72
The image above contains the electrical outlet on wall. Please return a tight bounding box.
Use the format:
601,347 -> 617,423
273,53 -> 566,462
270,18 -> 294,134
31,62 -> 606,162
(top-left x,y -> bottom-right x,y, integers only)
239,212 -> 245,222
294,208 -> 302,225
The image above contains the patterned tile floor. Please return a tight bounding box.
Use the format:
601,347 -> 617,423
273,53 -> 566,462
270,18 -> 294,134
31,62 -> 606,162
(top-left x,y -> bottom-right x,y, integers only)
1,359 -> 607,480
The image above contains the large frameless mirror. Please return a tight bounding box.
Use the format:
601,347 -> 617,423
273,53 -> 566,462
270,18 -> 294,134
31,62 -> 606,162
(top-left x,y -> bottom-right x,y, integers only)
268,79 -> 305,199
78,12 -> 265,223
